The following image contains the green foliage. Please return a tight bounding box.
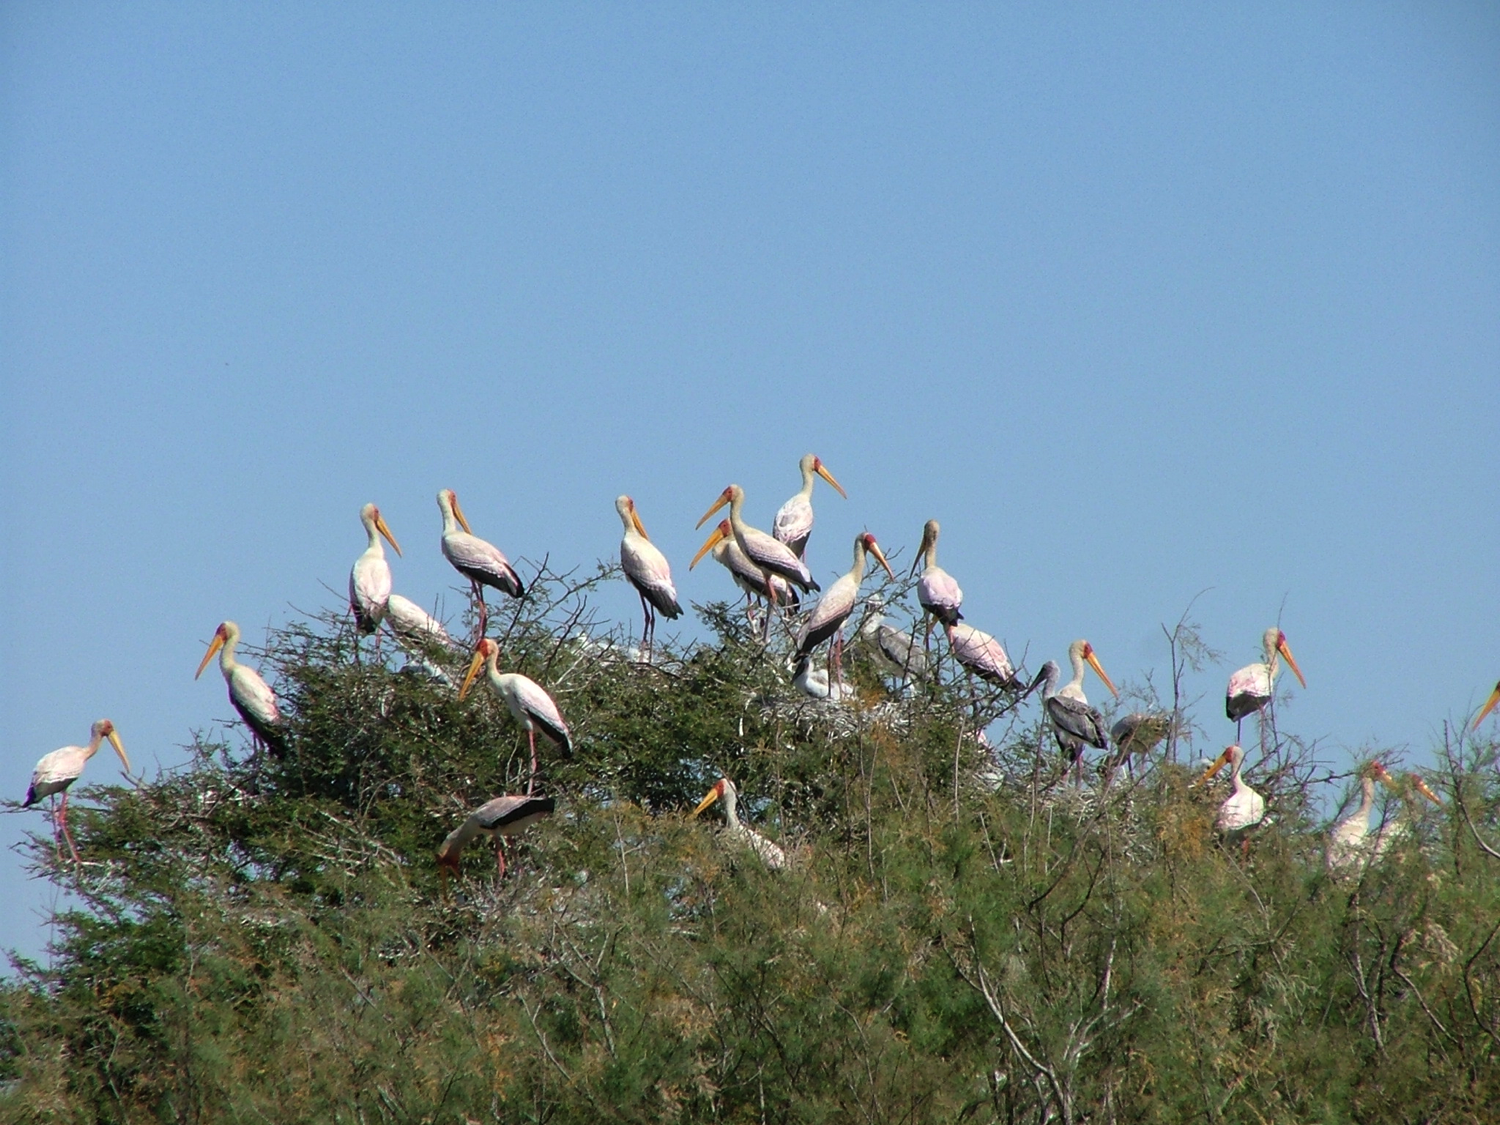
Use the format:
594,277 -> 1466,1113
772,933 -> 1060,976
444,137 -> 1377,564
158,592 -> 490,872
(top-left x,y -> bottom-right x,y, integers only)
4,579 -> 1500,1123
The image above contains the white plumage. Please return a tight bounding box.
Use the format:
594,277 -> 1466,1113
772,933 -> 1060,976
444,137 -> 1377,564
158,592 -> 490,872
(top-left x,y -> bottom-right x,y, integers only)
911,519 -> 963,629
772,453 -> 846,559
349,502 -> 402,634
436,794 -> 556,882
947,622 -> 1018,687
195,621 -> 286,755
692,777 -> 787,869
24,719 -> 133,862
438,488 -> 523,640
616,495 -> 681,653
1226,627 -> 1306,735
1201,744 -> 1266,838
459,638 -> 572,792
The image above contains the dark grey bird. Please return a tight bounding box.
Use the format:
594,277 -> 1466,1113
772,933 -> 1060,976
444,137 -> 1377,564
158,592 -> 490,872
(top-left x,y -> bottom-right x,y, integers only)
1035,640 -> 1119,784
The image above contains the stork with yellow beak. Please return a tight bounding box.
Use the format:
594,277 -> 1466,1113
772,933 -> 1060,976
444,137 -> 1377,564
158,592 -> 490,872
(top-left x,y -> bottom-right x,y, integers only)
794,532 -> 894,688
24,719 -> 133,862
459,638 -> 571,794
1226,627 -> 1306,740
616,495 -> 681,656
196,621 -> 286,756
437,488 -> 524,642
349,502 -> 403,639
772,453 -> 847,559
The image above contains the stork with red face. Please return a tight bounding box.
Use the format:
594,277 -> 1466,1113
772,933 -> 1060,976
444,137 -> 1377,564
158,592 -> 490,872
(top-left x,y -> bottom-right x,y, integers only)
772,453 -> 847,559
1226,627 -> 1306,740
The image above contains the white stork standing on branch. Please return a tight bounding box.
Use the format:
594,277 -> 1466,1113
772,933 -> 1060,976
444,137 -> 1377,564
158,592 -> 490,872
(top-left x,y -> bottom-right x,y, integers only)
1199,744 -> 1266,855
195,621 -> 286,756
616,495 -> 682,656
697,484 -> 819,637
910,519 -> 964,636
437,489 -> 524,643
773,453 -> 847,559
1226,627 -> 1306,741
794,532 -> 894,688
348,502 -> 402,640
690,518 -> 800,620
24,719 -> 133,863
459,638 -> 572,794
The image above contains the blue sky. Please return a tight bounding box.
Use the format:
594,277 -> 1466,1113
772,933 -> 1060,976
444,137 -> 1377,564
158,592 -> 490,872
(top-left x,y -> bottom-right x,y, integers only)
3,4 -> 1497,960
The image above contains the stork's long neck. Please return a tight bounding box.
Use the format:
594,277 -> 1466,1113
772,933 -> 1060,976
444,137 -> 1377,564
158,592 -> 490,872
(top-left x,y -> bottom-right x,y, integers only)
438,818 -> 481,863
1356,776 -> 1375,821
797,461 -> 816,501
1229,752 -> 1247,792
364,515 -> 382,552
1263,635 -> 1281,680
1040,662 -> 1061,700
923,535 -> 938,572
83,729 -> 105,762
847,541 -> 868,584
1067,649 -> 1087,693
721,784 -> 741,829
439,497 -> 460,536
220,631 -> 240,675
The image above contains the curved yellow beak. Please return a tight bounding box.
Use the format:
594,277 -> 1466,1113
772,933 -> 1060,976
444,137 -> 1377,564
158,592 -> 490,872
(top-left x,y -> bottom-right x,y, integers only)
1277,638 -> 1306,689
867,539 -> 895,581
1411,775 -> 1442,805
1473,682 -> 1500,731
692,787 -> 721,817
630,505 -> 649,540
690,524 -> 729,570
195,632 -> 226,679
1196,749 -> 1231,786
816,461 -> 847,499
451,493 -> 474,535
696,489 -> 731,530
458,648 -> 487,701
107,729 -> 132,777
1085,647 -> 1119,698
376,513 -> 403,557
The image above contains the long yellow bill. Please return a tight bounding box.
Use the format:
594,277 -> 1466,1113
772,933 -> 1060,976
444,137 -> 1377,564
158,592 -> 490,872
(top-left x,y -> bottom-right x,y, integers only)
816,461 -> 847,499
377,513 -> 403,556
1473,681 -> 1500,731
458,648 -> 488,701
696,489 -> 731,530
194,632 -> 225,679
1196,749 -> 1231,786
107,728 -> 132,776
452,493 -> 474,535
1411,775 -> 1443,805
867,539 -> 895,580
1277,637 -> 1307,688
692,787 -> 721,817
1085,645 -> 1119,698
690,523 -> 730,570
630,506 -> 649,540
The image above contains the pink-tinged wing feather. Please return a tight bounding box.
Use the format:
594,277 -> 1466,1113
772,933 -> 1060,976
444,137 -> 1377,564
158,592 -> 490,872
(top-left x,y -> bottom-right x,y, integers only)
773,496 -> 813,549
621,536 -> 681,616
229,665 -> 281,729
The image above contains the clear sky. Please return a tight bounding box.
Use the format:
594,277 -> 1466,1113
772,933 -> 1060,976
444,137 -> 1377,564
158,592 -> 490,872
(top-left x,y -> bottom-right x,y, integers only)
3,4 -> 1497,961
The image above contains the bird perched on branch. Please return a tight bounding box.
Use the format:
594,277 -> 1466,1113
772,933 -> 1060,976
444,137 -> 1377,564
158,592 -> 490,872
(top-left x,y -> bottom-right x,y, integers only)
1036,640 -> 1118,784
691,518 -> 800,619
436,794 -> 555,889
383,594 -> 457,653
910,519 -> 963,636
692,777 -> 787,869
794,532 -> 894,687
773,453 -> 847,559
437,489 -> 524,643
616,495 -> 681,656
349,502 -> 402,637
1325,762 -> 1394,877
24,719 -> 133,862
195,621 -> 286,756
459,638 -> 571,793
1200,744 -> 1266,854
856,596 -> 930,683
947,622 -> 1020,688
698,486 -> 819,616
1226,627 -> 1306,740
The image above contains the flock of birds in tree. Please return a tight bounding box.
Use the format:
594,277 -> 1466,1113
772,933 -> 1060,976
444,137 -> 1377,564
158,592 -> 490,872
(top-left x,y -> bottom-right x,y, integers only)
22,454 -> 1500,883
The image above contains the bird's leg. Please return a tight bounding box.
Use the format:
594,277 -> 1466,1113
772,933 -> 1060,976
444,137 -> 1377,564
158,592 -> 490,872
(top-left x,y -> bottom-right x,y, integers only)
470,580 -> 489,643
832,630 -> 845,691
49,795 -> 63,862
59,792 -> 80,865
639,593 -> 654,661
763,583 -> 777,643
527,730 -> 539,796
